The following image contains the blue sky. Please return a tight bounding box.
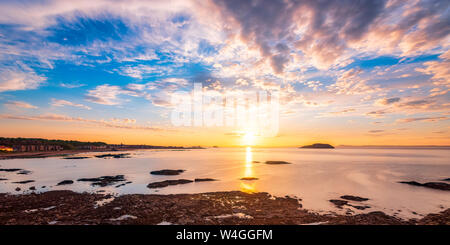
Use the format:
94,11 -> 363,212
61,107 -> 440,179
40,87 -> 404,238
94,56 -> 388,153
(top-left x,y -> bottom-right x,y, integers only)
0,0 -> 449,146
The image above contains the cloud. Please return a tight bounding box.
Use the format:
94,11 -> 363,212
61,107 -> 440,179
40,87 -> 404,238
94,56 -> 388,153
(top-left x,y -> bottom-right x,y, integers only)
396,116 -> 448,123
51,99 -> 91,110
374,97 -> 400,106
85,84 -> 135,105
416,50 -> 450,86
0,65 -> 46,92
60,82 -> 86,88
4,101 -> 38,109
0,113 -> 163,131
328,68 -> 378,95
366,109 -> 387,118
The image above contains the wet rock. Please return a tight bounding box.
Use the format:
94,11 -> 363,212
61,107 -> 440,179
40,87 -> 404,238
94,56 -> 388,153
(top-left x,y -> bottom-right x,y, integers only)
240,177 -> 259,181
147,179 -> 193,188
340,195 -> 369,202
265,161 -> 292,165
350,205 -> 371,210
57,180 -> 74,186
95,153 -> 130,159
12,180 -> 35,184
329,199 -> 348,208
78,175 -> 126,187
194,178 -> 217,182
29,186 -> 36,191
116,181 -> 132,188
15,187 -> 21,192
399,181 -> 450,191
63,156 -> 90,159
17,170 -> 32,175
150,169 -> 185,175
0,168 -> 22,172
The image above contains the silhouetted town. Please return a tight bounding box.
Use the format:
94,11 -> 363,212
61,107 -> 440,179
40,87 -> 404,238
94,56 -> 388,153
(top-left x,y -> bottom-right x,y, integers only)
0,137 -> 204,152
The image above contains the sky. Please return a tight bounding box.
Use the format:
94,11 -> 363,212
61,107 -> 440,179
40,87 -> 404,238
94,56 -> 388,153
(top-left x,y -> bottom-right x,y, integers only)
0,0 -> 449,147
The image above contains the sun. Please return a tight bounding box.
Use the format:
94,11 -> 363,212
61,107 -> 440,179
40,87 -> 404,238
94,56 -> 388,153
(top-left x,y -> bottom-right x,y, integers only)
242,131 -> 257,146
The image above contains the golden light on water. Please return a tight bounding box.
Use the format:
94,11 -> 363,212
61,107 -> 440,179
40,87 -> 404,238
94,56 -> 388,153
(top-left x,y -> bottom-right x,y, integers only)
241,146 -> 256,193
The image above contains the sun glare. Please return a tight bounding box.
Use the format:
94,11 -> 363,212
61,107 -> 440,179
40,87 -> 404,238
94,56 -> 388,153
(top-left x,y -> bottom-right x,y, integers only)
242,132 -> 257,146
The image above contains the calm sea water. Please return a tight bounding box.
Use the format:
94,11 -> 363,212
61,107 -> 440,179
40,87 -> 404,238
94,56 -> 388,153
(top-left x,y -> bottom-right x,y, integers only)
1,147 -> 449,219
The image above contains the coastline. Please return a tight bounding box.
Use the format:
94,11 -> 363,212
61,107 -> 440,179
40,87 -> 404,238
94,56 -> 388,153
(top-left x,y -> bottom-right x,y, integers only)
0,149 -> 136,160
0,190 -> 448,225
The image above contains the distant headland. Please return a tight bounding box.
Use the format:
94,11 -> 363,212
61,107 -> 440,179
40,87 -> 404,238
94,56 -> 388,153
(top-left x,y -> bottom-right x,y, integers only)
300,143 -> 334,149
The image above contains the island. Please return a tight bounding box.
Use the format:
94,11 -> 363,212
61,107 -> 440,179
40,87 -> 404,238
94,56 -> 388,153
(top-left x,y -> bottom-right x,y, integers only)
300,143 -> 334,149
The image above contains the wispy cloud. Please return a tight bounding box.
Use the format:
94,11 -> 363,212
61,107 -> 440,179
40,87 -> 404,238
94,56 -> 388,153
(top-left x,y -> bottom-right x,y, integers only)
4,101 -> 38,109
51,99 -> 91,110
396,117 -> 448,123
0,113 -> 164,131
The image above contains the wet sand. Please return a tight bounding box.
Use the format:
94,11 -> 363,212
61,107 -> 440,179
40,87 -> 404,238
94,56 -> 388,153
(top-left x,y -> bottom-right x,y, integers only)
0,190 -> 448,225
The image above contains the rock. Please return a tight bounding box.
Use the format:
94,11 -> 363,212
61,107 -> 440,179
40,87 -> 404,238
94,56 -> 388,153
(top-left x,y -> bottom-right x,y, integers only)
116,181 -> 132,188
240,177 -> 259,181
340,195 -> 369,202
300,143 -> 334,149
29,186 -> 36,191
12,180 -> 35,184
150,169 -> 185,175
15,187 -> 21,192
252,161 -> 260,163
399,181 -> 450,191
265,161 -> 292,165
95,153 -> 130,159
350,205 -> 371,210
0,168 -> 22,172
0,178 -> 7,181
329,199 -> 348,208
147,179 -> 193,188
17,170 -> 32,175
442,178 -> 450,182
63,156 -> 90,159
194,178 -> 216,182
57,180 -> 74,186
78,175 -> 126,187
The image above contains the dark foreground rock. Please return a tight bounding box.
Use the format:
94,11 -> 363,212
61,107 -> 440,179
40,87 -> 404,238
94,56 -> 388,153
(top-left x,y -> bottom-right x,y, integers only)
57,180 -> 74,186
300,143 -> 334,149
340,195 -> 369,202
329,199 -> 348,208
265,161 -> 292,165
442,178 -> 450,182
63,156 -> 90,159
150,169 -> 185,175
78,175 -> 126,187
240,177 -> 259,180
399,181 -> 450,191
194,178 -> 216,182
12,180 -> 35,184
1,190 -> 445,225
0,168 -> 22,172
95,153 -> 130,159
147,179 -> 193,188
17,170 -> 32,175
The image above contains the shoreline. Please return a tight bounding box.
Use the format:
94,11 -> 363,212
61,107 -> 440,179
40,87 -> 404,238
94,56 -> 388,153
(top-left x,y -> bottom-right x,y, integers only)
0,149 -> 136,160
0,190 -> 448,225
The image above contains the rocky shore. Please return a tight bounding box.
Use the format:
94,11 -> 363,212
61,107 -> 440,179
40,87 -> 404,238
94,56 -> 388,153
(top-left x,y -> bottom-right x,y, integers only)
0,190 -> 448,225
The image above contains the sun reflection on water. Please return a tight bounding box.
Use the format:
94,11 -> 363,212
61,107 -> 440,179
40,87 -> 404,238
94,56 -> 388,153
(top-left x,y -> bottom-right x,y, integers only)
241,146 -> 257,193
